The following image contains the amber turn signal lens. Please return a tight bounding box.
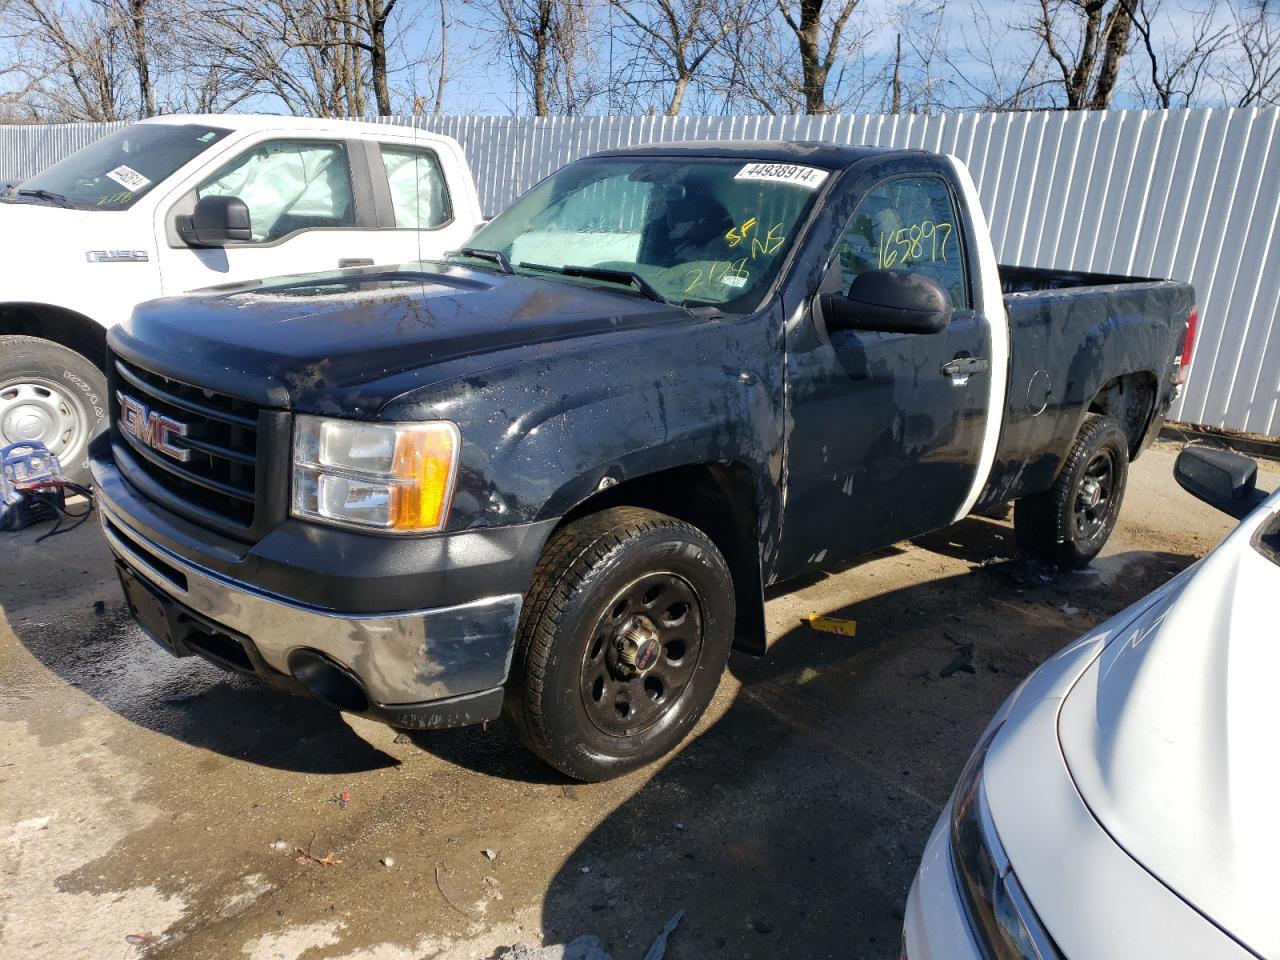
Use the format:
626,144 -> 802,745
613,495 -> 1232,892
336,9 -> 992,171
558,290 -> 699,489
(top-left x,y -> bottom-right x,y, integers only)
388,422 -> 460,531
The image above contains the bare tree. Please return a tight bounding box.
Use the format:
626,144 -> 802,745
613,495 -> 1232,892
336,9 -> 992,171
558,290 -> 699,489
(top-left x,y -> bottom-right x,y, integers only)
775,0 -> 864,113
434,0 -> 447,113
876,0 -> 950,114
0,0 -> 128,120
1228,0 -> 1280,105
183,0 -> 370,116
480,0 -> 599,115
1124,0 -> 1232,108
1029,0 -> 1137,109
608,0 -> 752,114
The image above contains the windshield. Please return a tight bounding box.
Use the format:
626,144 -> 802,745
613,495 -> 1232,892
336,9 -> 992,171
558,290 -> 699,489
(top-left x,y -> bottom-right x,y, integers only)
9,123 -> 231,211
456,156 -> 829,311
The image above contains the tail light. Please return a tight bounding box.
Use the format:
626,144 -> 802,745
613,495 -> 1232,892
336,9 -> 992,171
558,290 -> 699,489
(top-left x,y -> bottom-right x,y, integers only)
1175,306 -> 1198,385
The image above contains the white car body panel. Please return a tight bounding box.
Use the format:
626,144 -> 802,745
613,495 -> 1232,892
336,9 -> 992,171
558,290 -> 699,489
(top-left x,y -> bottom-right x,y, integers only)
905,484 -> 1280,958
1,114 -> 482,332
1058,491 -> 1280,959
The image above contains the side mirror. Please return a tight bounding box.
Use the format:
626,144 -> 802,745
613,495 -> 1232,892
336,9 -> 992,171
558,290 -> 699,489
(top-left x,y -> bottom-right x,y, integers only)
1174,446 -> 1268,519
822,270 -> 952,335
180,195 -> 252,247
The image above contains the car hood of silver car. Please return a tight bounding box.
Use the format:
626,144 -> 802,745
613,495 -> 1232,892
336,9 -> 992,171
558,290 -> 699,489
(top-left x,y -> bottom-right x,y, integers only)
1059,487 -> 1280,960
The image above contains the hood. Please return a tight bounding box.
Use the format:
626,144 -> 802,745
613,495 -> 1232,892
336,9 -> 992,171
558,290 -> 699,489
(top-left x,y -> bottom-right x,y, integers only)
1058,490 -> 1280,959
0,200 -> 143,282
112,262 -> 697,414
0,200 -> 93,251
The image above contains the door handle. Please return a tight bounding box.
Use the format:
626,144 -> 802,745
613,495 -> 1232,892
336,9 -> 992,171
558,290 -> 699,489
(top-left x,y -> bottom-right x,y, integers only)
339,257 -> 374,268
941,356 -> 989,386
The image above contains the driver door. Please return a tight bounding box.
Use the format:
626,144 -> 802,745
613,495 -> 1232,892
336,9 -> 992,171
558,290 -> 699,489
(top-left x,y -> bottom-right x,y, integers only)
156,138 -> 378,294
776,172 -> 992,577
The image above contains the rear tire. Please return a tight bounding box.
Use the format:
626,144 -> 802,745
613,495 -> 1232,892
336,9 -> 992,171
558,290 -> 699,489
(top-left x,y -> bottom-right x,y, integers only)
505,506 -> 735,782
1014,413 -> 1129,569
0,336 -> 106,485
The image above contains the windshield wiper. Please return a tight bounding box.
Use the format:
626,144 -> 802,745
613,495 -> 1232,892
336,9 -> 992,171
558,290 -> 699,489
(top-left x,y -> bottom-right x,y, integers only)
16,188 -> 74,208
518,262 -> 668,304
457,247 -> 513,274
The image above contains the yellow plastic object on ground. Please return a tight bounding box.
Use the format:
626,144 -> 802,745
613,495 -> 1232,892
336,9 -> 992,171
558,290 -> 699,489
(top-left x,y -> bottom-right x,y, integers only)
804,612 -> 857,637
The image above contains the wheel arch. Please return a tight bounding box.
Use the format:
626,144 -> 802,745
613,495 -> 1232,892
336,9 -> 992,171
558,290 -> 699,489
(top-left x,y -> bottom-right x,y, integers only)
0,303 -> 108,372
552,461 -> 768,656
1086,370 -> 1158,460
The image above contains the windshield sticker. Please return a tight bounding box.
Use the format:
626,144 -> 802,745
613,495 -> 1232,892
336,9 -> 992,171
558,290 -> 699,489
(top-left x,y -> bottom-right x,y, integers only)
734,162 -> 829,190
105,165 -> 150,192
199,131 -> 218,142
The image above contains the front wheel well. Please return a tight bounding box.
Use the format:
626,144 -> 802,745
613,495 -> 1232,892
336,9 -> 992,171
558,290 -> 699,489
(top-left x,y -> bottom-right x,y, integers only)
0,303 -> 107,372
555,462 -> 767,655
1087,371 -> 1157,458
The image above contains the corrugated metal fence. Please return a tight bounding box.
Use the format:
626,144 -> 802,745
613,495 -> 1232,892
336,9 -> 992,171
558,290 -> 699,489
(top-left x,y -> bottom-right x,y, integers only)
2,109 -> 1278,436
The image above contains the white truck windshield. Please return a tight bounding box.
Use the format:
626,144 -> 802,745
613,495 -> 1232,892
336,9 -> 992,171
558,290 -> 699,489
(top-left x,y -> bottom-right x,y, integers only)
9,123 -> 231,211
456,156 -> 828,311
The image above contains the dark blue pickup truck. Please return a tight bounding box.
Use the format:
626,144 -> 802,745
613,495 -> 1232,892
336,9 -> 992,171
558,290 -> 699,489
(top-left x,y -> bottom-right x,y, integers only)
91,142 -> 1196,780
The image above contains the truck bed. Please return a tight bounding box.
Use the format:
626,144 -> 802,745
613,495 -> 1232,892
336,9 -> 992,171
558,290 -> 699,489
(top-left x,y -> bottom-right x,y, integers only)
999,264 -> 1157,295
980,265 -> 1194,510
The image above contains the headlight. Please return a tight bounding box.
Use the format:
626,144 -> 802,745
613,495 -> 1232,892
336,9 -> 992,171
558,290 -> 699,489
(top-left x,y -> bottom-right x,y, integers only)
291,416 -> 459,533
950,725 -> 1062,960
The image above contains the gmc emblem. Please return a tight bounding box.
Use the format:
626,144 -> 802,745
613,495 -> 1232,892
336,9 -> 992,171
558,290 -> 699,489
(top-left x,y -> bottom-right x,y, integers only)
117,392 -> 191,462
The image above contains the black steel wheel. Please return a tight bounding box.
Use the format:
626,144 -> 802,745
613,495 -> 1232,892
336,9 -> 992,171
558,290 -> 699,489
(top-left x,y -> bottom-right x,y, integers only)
1015,413 -> 1130,569
579,572 -> 704,738
505,506 -> 734,782
1072,449 -> 1116,542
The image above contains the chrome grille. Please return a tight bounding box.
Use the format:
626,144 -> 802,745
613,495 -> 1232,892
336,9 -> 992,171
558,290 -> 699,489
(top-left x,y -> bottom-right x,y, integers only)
110,355 -> 259,529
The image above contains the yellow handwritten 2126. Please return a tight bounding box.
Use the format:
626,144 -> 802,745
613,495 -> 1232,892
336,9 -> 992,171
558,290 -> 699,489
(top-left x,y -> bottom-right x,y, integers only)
878,220 -> 953,269
684,258 -> 750,294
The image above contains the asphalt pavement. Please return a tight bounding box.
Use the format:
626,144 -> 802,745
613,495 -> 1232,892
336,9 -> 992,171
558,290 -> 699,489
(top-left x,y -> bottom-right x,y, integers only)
2,439 -> 1275,960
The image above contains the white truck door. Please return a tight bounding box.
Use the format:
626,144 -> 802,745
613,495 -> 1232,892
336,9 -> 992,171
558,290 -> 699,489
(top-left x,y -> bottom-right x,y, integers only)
351,140 -> 481,265
155,137 -> 390,294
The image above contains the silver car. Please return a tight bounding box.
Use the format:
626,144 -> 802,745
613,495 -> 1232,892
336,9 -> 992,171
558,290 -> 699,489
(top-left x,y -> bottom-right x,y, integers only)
903,446 -> 1278,960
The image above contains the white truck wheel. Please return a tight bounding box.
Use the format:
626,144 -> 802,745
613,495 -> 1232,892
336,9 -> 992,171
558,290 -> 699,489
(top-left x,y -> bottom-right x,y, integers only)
0,335 -> 107,485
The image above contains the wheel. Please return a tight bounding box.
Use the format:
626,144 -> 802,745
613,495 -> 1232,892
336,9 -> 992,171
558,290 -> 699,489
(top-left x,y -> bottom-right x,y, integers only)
1014,413 -> 1129,569
0,336 -> 107,484
505,506 -> 735,782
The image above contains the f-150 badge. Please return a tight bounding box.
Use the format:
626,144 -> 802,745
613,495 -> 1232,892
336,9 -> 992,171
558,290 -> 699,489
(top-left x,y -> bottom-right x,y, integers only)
86,250 -> 149,263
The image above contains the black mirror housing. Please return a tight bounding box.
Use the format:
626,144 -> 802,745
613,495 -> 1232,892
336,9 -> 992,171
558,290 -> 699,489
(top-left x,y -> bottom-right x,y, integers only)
822,270 -> 952,335
1174,445 -> 1267,519
181,195 -> 252,247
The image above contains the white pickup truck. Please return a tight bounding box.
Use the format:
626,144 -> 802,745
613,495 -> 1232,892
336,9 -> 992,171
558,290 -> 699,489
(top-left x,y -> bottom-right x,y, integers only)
0,114 -> 483,480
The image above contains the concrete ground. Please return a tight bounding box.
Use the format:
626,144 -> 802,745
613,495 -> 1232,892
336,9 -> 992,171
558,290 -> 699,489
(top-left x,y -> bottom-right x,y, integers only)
2,440 -> 1276,960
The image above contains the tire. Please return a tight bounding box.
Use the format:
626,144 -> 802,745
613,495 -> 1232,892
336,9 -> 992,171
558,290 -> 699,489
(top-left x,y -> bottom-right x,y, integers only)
1014,413 -> 1129,569
504,506 -> 735,782
0,336 -> 107,485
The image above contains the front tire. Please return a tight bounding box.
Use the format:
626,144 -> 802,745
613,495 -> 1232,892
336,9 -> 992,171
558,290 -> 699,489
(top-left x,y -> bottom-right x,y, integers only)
505,506 -> 735,782
1014,413 -> 1129,569
0,336 -> 107,485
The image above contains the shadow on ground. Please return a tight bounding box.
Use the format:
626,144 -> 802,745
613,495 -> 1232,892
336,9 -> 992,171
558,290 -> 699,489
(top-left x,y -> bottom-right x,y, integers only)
1,521 -> 396,774
512,520 -> 1197,960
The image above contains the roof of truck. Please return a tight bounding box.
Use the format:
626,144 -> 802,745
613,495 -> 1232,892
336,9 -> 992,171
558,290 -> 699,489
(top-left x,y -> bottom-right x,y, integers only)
137,113 -> 454,145
587,139 -> 921,169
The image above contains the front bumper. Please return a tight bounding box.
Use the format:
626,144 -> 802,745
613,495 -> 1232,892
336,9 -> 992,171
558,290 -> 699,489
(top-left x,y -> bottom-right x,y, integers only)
92,435 -> 554,729
903,807 -> 983,960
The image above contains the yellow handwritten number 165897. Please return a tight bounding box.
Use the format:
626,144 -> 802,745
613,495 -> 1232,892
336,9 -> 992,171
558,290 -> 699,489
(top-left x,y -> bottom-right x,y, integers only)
878,220 -> 953,269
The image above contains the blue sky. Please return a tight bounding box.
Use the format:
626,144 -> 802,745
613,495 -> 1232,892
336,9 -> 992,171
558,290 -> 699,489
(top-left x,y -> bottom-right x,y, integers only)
392,0 -> 1230,115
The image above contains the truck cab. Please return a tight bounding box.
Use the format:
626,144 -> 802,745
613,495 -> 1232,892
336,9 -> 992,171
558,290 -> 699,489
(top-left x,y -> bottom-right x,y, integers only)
0,115 -> 482,480
91,141 -> 1194,781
